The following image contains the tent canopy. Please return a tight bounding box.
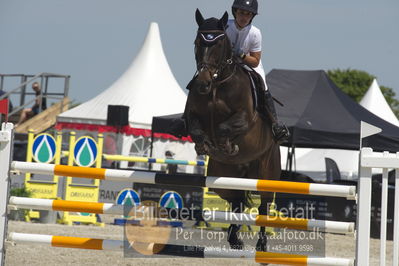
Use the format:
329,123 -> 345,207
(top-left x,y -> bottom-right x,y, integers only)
57,22 -> 187,129
286,78 -> 399,177
267,69 -> 399,152
152,113 -> 183,133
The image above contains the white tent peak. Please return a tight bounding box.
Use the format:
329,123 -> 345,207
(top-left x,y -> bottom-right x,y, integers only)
58,22 -> 187,128
360,79 -> 399,126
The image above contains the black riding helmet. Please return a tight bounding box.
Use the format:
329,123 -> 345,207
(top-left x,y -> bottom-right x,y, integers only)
232,0 -> 258,19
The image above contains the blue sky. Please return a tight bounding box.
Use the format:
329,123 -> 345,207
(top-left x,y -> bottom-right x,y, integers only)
0,0 -> 398,103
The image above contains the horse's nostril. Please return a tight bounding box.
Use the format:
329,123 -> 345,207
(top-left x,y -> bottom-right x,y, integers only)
197,82 -> 212,95
198,86 -> 210,94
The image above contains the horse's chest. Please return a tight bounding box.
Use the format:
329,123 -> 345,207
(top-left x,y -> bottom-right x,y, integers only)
208,98 -> 232,115
189,89 -> 242,123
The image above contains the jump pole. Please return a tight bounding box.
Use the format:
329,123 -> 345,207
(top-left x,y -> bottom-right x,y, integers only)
11,161 -> 357,199
103,154 -> 207,167
62,151 -> 207,167
9,233 -> 354,266
0,123 -> 13,266
9,197 -> 355,235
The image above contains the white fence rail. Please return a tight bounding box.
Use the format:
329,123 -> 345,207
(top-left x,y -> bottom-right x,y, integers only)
357,147 -> 399,266
0,122 -> 398,265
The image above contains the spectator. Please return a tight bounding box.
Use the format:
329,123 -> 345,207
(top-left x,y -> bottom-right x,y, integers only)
165,150 -> 177,174
15,82 -> 47,127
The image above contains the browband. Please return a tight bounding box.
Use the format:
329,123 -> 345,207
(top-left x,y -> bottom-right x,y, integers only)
199,32 -> 225,43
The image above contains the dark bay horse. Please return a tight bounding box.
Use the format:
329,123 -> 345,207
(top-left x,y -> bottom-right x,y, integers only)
186,9 -> 281,251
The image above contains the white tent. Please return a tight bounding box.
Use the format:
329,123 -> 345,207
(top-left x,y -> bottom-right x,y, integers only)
282,79 -> 399,180
360,79 -> 399,127
57,23 -> 197,171
58,22 -> 187,129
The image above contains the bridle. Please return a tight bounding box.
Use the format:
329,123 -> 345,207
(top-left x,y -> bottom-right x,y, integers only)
195,30 -> 236,85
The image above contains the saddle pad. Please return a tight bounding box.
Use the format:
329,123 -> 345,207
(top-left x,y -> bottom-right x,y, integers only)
241,64 -> 261,111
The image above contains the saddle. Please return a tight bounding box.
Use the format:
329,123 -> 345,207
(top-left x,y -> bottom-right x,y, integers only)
239,64 -> 265,112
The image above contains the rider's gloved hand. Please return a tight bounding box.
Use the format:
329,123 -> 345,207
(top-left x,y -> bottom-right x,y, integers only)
234,49 -> 246,60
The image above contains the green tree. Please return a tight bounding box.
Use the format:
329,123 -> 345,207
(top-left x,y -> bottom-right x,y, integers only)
327,69 -> 399,118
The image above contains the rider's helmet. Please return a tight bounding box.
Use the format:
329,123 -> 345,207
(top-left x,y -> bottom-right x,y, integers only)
232,0 -> 258,18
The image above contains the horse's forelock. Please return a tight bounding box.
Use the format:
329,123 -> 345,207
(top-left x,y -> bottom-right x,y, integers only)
198,18 -> 224,31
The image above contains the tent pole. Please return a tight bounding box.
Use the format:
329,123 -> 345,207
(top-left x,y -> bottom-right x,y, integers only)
293,146 -> 296,173
115,126 -> 121,169
285,146 -> 291,171
288,146 -> 292,173
149,131 -> 154,171
285,147 -> 290,171
288,145 -> 295,179
289,128 -> 295,178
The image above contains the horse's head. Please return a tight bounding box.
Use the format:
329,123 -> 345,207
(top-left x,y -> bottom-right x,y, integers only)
194,9 -> 232,95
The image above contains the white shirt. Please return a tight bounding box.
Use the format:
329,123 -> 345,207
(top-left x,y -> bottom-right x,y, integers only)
225,19 -> 268,90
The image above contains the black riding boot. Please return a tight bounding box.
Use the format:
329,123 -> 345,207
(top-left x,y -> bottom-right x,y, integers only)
260,90 -> 290,143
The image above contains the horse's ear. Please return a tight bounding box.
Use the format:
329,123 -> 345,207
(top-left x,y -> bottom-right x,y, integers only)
219,11 -> 229,29
195,9 -> 205,26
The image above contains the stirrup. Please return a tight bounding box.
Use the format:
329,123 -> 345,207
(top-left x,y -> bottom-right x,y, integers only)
272,123 -> 290,142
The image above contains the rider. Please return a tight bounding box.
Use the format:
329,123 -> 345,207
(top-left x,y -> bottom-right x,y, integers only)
227,0 -> 289,142
169,1 -> 289,143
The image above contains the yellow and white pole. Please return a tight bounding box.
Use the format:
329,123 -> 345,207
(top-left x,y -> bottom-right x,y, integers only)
9,197 -> 354,234
8,232 -> 354,265
11,161 -> 357,199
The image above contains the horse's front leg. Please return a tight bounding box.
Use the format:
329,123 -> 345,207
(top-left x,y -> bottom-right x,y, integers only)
227,199 -> 245,250
187,114 -> 210,155
216,111 -> 249,155
256,191 -> 274,252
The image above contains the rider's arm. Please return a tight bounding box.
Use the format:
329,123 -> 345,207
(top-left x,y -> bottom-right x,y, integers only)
243,51 -> 261,68
243,27 -> 262,68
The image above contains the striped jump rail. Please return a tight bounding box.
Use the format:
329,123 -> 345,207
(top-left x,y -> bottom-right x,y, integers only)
9,197 -> 355,234
62,151 -> 207,166
103,154 -> 207,166
9,233 -> 354,266
11,161 -> 357,199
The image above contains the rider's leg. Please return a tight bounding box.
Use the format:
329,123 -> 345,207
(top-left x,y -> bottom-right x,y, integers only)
259,89 -> 290,143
